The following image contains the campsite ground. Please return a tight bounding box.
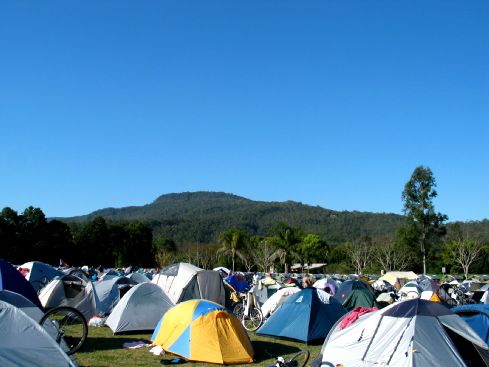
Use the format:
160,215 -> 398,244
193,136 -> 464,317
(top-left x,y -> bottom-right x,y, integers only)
75,326 -> 322,367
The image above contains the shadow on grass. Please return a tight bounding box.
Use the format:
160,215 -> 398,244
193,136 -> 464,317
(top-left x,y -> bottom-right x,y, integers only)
252,340 -> 302,363
78,336 -> 152,353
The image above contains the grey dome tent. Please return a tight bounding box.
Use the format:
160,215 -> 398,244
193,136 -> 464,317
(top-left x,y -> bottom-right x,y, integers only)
93,276 -> 134,315
151,263 -> 225,305
39,274 -> 96,321
316,298 -> 489,367
105,282 -> 174,333
0,300 -> 77,367
19,261 -> 63,292
0,289 -> 44,322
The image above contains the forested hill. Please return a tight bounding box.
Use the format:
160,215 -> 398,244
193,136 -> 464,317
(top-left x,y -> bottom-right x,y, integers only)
62,192 -> 405,245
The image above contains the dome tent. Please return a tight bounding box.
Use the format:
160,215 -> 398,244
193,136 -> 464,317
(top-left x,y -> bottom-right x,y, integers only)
152,299 -> 254,364
151,263 -> 225,305
315,298 -> 489,367
0,259 -> 43,309
106,282 -> 174,333
257,287 -> 347,343
0,300 -> 77,367
334,279 -> 378,311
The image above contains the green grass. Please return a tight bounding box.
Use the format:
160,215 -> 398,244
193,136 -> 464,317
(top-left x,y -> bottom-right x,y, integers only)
74,326 -> 322,367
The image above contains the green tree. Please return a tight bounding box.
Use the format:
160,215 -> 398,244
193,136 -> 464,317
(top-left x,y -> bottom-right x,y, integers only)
75,216 -> 110,265
327,243 -> 352,274
401,166 -> 448,274
269,223 -> 303,273
0,207 -> 22,262
153,236 -> 177,267
298,234 -> 328,266
217,228 -> 248,272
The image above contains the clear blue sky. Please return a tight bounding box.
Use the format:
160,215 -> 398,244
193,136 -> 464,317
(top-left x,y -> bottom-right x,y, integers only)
1,1 -> 488,222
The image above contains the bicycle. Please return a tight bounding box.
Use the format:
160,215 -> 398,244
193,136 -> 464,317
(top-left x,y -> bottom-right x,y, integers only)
437,284 -> 476,307
268,350 -> 310,367
241,290 -> 264,331
39,306 -> 88,354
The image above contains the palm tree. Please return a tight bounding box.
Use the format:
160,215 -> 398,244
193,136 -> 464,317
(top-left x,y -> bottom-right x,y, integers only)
217,229 -> 247,272
270,223 -> 303,273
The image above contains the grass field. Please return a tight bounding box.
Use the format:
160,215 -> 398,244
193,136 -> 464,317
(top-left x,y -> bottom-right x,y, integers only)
74,326 -> 322,367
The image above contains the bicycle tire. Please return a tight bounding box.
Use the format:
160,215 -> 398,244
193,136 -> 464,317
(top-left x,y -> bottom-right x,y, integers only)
233,303 -> 244,320
287,349 -> 310,367
40,306 -> 88,354
242,306 -> 263,332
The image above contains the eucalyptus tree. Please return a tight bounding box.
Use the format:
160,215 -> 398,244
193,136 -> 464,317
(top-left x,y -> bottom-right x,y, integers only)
401,166 -> 447,274
348,236 -> 374,275
448,239 -> 485,279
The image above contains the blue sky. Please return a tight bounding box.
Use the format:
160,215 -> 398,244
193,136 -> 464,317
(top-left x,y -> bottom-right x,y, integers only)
1,1 -> 488,221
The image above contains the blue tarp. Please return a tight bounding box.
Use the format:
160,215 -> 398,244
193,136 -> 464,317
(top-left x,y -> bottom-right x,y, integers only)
225,275 -> 249,293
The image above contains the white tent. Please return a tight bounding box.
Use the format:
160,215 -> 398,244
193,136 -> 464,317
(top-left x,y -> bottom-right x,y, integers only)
261,286 -> 301,318
105,282 -> 174,333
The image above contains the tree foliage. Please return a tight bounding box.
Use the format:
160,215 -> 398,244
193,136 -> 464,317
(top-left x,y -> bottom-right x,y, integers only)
401,166 -> 448,274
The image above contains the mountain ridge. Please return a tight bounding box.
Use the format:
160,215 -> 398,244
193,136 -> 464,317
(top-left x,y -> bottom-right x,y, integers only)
61,191 -> 406,245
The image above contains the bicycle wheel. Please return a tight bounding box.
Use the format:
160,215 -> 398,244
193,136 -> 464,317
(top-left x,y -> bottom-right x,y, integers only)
233,302 -> 244,319
287,349 -> 310,367
40,306 -> 88,354
242,306 -> 263,331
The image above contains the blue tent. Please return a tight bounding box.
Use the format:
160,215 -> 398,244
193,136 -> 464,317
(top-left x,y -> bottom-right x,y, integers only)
0,259 -> 43,309
453,304 -> 489,344
256,287 -> 347,343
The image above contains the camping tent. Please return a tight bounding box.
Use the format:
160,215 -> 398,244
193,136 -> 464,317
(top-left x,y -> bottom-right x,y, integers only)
93,276 -> 134,315
253,281 -> 282,307
313,278 -> 338,295
0,289 -> 44,322
126,271 -> 150,284
257,287 -> 347,343
152,299 -> 254,364
39,274 -> 96,320
19,261 -> 64,292
334,280 -> 378,311
0,300 -> 77,367
379,271 -> 418,289
152,263 -> 225,305
398,281 -> 424,299
106,282 -> 174,333
453,304 -> 489,344
260,286 -> 301,318
316,298 -> 489,367
0,259 -> 43,309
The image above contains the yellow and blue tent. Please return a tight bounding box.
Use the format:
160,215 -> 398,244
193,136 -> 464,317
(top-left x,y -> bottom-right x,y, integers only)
151,299 -> 254,365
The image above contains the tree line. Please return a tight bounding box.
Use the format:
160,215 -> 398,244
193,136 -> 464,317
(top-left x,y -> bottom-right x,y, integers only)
1,166 -> 488,277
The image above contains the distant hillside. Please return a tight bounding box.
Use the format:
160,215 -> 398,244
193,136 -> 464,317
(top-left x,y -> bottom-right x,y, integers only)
63,191 -> 406,245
